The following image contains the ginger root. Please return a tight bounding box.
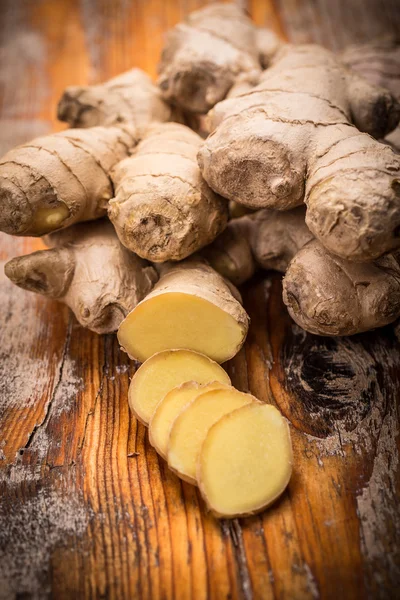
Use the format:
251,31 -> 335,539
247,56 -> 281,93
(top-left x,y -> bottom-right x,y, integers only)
205,207 -> 400,336
198,403 -> 293,518
341,37 -> 400,152
283,240 -> 400,336
149,381 -> 229,459
201,219 -> 257,287
167,387 -> 255,485
157,3 -> 263,114
108,122 -> 228,262
4,220 -> 157,334
204,206 -> 312,285
58,68 -> 180,128
0,126 -> 137,236
341,37 -> 400,100
256,27 -> 283,69
198,43 -> 400,261
118,259 -> 249,364
128,350 -> 231,425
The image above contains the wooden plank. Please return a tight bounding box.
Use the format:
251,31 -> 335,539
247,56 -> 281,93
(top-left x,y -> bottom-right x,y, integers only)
272,0 -> 400,48
0,1 -> 399,599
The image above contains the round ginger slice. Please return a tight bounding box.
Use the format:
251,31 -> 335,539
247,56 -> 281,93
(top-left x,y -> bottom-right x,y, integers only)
149,381 -> 230,459
128,349 -> 231,425
198,403 -> 293,518
167,388 -> 256,485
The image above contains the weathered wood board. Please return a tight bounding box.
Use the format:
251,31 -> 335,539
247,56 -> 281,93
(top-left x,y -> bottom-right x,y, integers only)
0,1 -> 399,599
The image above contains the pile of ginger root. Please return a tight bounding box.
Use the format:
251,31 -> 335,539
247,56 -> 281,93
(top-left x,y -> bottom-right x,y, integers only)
2,3 -> 400,517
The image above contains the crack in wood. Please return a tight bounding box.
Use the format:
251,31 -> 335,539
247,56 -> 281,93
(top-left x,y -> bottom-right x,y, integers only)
77,335 -> 111,455
23,317 -> 73,452
222,519 -> 253,600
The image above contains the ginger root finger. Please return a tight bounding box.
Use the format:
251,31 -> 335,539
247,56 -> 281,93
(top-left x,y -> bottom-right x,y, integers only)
204,206 -> 312,285
304,135 -> 400,262
201,217 -> 257,286
58,68 -> 180,128
198,403 -> 293,518
0,126 -> 137,236
5,220 -> 157,334
149,381 -> 229,459
108,122 -> 228,262
256,28 -> 283,69
198,44 -> 400,261
167,387 -> 255,485
118,259 -> 249,364
341,38 -> 400,100
228,200 -> 255,219
205,206 -> 400,336
245,207 -> 313,273
283,240 -> 400,336
157,3 -> 262,114
128,350 -> 231,426
341,38 -> 400,153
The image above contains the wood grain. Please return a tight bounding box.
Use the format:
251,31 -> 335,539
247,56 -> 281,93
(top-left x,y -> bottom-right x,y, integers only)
0,1 -> 399,599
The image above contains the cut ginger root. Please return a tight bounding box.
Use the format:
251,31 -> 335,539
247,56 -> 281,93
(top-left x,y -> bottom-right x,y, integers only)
128,349 -> 231,425
149,381 -> 229,459
198,403 -> 293,518
118,259 -> 249,364
167,388 -> 256,485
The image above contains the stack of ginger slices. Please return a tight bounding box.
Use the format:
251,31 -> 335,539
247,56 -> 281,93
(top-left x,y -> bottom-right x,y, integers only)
129,348 -> 293,518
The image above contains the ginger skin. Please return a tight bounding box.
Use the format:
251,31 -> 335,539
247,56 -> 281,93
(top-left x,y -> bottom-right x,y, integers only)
58,68 -> 181,128
157,3 -> 265,114
109,122 -> 228,262
4,220 -> 157,334
198,44 -> 400,262
0,126 -> 137,237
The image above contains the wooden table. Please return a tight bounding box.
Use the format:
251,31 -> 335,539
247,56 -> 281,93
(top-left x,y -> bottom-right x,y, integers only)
1,1 -> 399,599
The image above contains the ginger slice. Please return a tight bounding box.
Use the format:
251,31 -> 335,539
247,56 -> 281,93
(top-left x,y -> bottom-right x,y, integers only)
128,349 -> 231,425
198,403 -> 293,518
149,381 -> 229,459
167,388 -> 256,485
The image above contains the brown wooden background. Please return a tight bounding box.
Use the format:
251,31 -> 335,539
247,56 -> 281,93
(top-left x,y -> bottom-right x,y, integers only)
1,1 -> 400,599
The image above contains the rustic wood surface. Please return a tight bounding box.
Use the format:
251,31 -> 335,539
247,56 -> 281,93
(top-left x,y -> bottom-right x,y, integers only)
0,1 -> 400,599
